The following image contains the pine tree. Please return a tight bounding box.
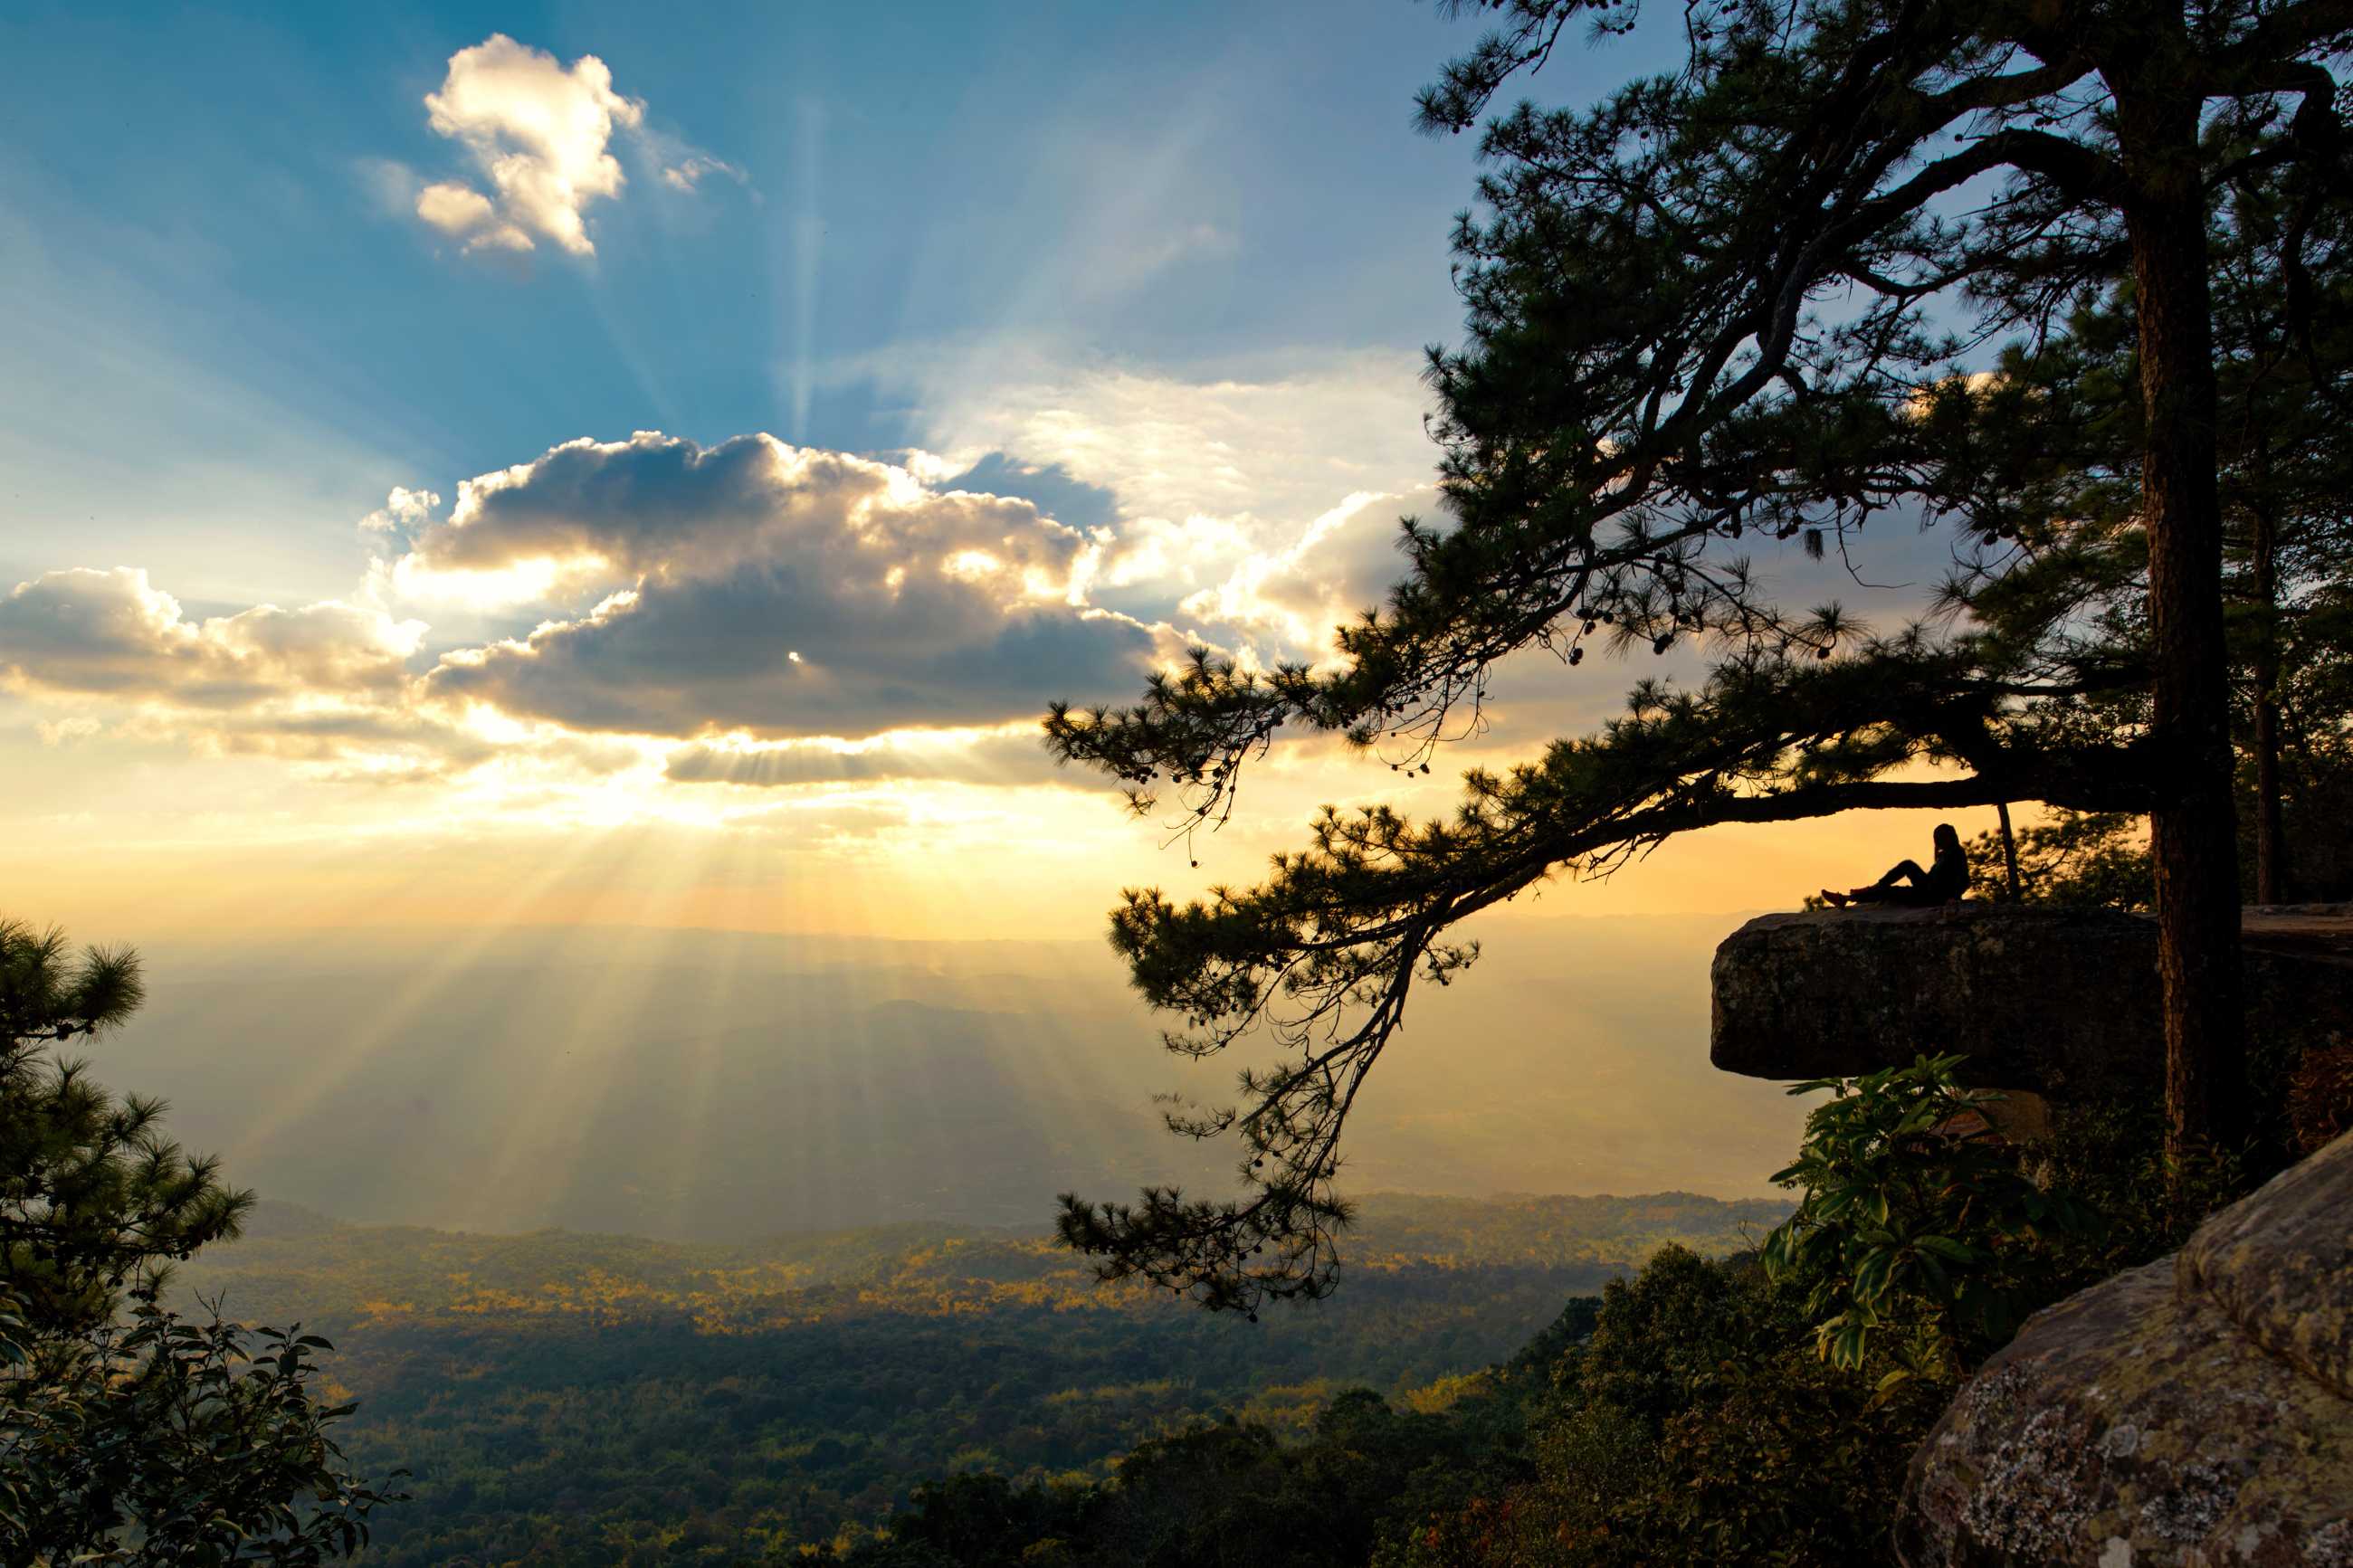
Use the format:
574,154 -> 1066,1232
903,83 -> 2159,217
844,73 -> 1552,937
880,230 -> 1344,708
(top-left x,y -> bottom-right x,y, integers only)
1049,0 -> 2353,1308
0,920 -> 400,1562
0,921 -> 247,1340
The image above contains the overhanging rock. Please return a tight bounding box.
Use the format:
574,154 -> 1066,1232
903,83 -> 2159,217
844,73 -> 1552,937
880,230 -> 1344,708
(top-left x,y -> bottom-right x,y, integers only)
1710,903 -> 2353,1098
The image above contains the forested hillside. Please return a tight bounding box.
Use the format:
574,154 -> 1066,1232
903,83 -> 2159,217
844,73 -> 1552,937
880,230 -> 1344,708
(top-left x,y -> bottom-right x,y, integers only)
177,1193 -> 1783,1563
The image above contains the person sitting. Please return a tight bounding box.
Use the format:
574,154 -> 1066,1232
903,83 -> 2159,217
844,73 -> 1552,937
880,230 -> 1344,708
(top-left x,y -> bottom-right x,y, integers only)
1820,823 -> 1970,908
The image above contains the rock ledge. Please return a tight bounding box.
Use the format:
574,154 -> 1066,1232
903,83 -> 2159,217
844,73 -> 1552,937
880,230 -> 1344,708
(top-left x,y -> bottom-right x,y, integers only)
1710,902 -> 2353,1098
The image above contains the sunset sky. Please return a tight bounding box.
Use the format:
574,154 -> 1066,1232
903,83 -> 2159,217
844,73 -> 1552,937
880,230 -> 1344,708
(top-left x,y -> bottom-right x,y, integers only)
0,0 -> 2005,951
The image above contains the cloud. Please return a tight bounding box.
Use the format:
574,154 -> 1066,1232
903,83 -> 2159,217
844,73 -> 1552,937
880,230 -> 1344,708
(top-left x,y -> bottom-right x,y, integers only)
404,432 -> 1090,587
353,157 -> 424,219
1176,488 -> 1426,660
410,432 -> 1157,737
0,568 -> 423,707
659,155 -> 745,193
34,716 -> 101,746
415,182 -> 530,252
888,345 -> 1437,538
360,485 -> 443,535
0,569 -> 497,779
862,343 -> 1443,664
409,34 -> 645,255
4,346 -> 1453,813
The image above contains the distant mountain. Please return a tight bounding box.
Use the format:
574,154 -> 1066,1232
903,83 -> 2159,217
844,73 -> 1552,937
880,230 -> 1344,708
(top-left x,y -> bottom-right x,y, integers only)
180,1189 -> 1788,1566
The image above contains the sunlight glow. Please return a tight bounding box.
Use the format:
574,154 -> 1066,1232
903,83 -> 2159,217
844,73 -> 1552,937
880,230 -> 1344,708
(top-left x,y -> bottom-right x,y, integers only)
386,551 -> 616,608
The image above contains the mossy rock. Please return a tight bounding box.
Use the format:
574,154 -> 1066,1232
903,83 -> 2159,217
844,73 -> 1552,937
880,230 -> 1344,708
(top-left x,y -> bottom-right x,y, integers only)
1896,1129 -> 2353,1565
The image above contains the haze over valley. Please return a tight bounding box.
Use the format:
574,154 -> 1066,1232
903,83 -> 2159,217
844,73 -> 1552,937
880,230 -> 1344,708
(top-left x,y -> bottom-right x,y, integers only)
119,914 -> 1802,1240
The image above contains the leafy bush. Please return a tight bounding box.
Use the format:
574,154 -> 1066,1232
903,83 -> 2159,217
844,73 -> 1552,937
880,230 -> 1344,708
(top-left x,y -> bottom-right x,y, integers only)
0,1289 -> 403,1565
2024,1097 -> 2255,1297
2286,1036 -> 2353,1155
1761,1055 -> 2097,1392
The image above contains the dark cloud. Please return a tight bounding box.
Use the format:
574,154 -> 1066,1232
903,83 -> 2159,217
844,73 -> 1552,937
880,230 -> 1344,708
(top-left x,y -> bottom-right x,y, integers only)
432,579 -> 1154,737
410,432 -> 1087,584
0,567 -> 420,707
416,432 -> 1158,738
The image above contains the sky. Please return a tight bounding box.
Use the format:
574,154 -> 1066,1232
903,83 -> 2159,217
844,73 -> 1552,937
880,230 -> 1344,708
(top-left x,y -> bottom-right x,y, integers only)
0,0 -> 2007,956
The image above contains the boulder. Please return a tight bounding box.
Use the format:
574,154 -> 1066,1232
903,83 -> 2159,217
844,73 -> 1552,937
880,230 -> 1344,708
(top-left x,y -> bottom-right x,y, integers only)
1710,903 -> 2353,1099
1895,1128 -> 2353,1566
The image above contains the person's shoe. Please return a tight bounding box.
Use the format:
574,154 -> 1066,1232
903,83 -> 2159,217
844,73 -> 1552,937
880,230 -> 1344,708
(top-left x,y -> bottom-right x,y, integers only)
1819,889 -> 1851,908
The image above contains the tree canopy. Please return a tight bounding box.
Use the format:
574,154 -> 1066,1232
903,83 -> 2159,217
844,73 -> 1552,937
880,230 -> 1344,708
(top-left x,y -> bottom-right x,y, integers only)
1052,0 -> 2353,1311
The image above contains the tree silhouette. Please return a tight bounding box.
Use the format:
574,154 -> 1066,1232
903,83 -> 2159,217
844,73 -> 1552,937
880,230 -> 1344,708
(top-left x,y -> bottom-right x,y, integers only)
1052,0 -> 2353,1309
0,921 -> 246,1338
0,919 -> 401,1562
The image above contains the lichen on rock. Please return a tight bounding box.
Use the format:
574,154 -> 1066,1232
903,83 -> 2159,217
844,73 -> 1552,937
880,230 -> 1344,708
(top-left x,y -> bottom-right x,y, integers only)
1895,1129 -> 2353,1565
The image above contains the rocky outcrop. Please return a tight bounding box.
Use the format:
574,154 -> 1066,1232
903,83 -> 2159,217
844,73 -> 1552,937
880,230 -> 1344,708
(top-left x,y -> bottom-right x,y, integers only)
1710,903 -> 2353,1098
1895,1128 -> 2353,1565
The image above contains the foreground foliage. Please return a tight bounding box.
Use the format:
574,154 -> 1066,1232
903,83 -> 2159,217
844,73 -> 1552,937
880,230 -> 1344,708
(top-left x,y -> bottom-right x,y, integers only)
0,1296 -> 401,1566
0,920 -> 397,1563
1763,1056 -> 2097,1387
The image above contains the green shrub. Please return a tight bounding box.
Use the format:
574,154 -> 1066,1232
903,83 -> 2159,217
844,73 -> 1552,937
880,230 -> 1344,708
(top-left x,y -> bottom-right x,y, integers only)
1762,1055 -> 2097,1393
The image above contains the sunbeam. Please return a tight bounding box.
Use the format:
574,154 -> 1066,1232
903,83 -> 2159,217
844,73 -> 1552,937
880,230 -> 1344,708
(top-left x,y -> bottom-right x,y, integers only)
218,816 -> 633,1176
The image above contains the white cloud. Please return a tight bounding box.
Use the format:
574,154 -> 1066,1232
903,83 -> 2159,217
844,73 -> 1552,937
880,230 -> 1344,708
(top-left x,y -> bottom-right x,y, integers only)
900,346 -> 1434,527
359,485 -> 443,535
415,182 -> 532,252
410,34 -> 645,256
868,343 -> 1443,663
1176,487 -> 1427,662
659,154 -> 745,193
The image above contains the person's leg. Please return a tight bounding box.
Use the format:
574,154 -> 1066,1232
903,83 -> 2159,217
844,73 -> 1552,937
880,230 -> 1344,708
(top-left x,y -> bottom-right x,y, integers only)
1823,858 -> 1943,908
1835,860 -> 1928,905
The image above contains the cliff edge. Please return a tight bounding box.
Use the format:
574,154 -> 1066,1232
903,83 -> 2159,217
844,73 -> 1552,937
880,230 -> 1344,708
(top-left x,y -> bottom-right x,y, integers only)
1710,902 -> 2353,1100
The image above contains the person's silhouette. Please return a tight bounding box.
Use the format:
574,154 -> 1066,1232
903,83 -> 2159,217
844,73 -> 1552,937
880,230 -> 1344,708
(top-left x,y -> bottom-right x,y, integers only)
1820,823 -> 1970,908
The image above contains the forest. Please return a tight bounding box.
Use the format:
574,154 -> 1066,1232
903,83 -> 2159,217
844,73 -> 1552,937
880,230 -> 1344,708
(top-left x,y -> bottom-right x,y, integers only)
171,1193 -> 1783,1563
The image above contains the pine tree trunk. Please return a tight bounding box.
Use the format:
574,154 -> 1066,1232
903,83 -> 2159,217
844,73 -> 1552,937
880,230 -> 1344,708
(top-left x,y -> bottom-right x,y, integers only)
2120,73 -> 2248,1162
2250,482 -> 2286,905
1996,801 -> 2022,900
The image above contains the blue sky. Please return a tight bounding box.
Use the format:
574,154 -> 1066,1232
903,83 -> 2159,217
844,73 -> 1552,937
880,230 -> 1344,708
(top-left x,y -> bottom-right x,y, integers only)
0,3 -> 1980,948
0,1 -> 1547,603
